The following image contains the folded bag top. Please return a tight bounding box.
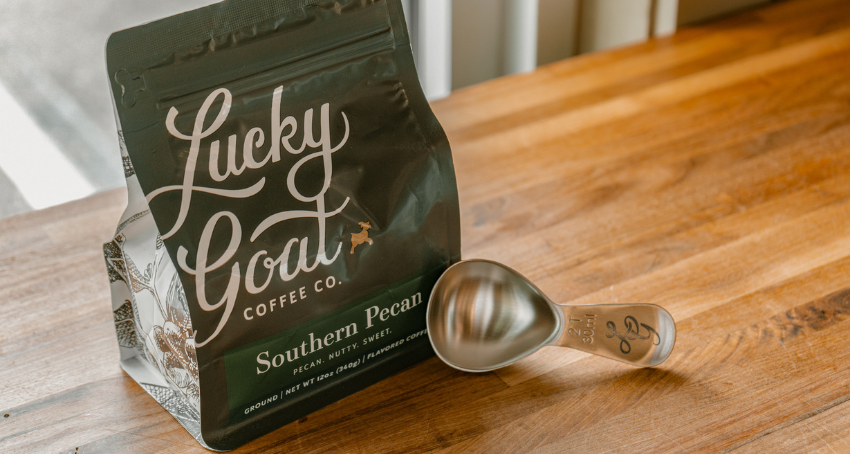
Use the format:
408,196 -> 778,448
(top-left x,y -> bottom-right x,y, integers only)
103,0 -> 460,449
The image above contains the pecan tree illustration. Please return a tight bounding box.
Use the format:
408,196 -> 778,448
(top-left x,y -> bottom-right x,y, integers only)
119,236 -> 200,408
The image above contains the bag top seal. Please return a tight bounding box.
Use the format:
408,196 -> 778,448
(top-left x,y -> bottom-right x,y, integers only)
107,0 -> 410,72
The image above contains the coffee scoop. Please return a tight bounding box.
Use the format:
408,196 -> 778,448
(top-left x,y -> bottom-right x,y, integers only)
426,259 -> 676,372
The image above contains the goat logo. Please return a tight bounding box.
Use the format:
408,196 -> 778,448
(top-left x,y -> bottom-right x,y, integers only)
350,221 -> 373,254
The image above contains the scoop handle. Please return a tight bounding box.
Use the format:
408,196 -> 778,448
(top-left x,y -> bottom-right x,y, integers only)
551,304 -> 676,367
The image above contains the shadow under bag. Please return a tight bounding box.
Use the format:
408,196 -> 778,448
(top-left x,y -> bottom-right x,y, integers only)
103,0 -> 460,449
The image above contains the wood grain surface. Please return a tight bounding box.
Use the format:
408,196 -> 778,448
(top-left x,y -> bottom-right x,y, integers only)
4,0 -> 850,452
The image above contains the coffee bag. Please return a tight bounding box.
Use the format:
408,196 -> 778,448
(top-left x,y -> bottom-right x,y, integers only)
103,0 -> 460,449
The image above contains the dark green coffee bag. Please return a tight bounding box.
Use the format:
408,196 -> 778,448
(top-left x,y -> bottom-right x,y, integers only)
102,0 -> 460,449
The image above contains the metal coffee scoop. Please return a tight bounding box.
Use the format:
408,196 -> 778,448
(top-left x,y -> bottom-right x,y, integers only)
426,259 -> 676,372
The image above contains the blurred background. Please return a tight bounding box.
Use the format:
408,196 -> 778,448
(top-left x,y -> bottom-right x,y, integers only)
0,0 -> 774,219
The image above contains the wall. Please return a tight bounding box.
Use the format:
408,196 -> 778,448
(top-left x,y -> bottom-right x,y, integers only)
451,0 -> 581,90
414,0 -> 776,95
678,0 -> 771,25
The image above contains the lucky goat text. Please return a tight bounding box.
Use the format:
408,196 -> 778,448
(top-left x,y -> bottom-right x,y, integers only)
147,87 -> 351,347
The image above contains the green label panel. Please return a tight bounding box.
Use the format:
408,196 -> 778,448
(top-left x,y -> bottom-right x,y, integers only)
223,269 -> 441,420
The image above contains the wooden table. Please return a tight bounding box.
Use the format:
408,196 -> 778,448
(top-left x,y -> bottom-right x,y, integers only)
4,0 -> 850,451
